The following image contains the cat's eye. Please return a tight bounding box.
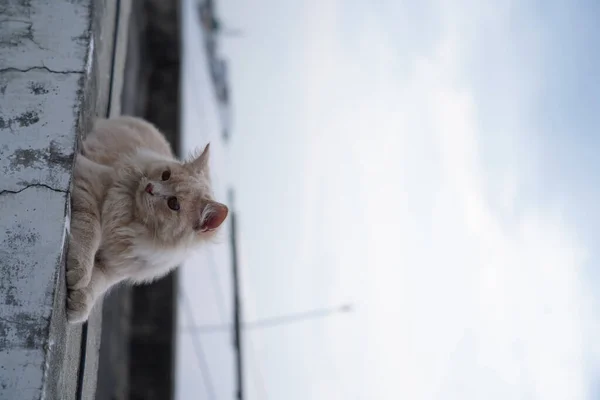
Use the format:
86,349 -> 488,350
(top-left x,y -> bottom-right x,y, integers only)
161,170 -> 171,181
167,196 -> 180,211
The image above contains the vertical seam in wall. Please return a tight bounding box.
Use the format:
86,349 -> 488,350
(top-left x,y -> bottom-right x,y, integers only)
75,322 -> 89,400
107,0 -> 122,118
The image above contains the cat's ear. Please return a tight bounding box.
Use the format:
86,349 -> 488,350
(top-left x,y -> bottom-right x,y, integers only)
191,143 -> 211,173
197,201 -> 228,232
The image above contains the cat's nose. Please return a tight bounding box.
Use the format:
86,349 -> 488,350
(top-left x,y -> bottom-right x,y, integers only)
145,183 -> 154,195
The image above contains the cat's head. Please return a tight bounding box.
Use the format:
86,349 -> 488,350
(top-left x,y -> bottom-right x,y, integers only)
126,144 -> 228,244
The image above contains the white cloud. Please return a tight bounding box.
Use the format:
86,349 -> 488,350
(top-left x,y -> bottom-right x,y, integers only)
295,2 -> 599,400
220,0 -> 600,399
345,4 -> 597,400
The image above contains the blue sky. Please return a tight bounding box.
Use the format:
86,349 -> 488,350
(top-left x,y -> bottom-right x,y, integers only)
178,0 -> 600,399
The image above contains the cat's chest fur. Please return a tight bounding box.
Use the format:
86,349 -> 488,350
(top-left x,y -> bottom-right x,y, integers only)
127,239 -> 191,283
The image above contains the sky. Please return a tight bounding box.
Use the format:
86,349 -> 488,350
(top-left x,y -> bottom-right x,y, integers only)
178,0 -> 600,399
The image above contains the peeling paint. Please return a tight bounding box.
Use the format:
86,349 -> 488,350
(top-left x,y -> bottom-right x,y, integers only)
14,110 -> 39,126
4,226 -> 40,247
0,110 -> 40,130
0,19 -> 45,50
0,312 -> 48,352
4,287 -> 19,306
0,1 -> 33,19
28,81 -> 48,95
8,141 -> 73,171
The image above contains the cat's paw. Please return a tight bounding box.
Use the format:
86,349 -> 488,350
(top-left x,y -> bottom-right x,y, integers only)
66,288 -> 93,324
66,256 -> 92,290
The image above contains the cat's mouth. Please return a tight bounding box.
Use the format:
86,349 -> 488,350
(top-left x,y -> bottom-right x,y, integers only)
145,183 -> 154,195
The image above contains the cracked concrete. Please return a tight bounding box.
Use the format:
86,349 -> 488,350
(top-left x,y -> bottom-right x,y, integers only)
0,66 -> 85,74
0,1 -> 115,399
0,1 -> 91,72
0,67 -> 79,193
0,183 -> 68,196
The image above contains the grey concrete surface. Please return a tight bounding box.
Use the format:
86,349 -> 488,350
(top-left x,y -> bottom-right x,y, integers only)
0,1 -> 120,399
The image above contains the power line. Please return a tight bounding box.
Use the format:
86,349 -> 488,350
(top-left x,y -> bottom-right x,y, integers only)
207,247 -> 228,322
229,190 -> 271,400
181,304 -> 355,333
180,291 -> 217,400
230,190 -> 245,400
245,333 -> 269,400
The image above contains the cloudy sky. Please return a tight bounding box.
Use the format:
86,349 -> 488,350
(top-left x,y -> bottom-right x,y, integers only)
177,0 -> 600,399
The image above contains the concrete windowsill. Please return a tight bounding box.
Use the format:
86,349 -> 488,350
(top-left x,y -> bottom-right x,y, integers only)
0,1 -> 129,398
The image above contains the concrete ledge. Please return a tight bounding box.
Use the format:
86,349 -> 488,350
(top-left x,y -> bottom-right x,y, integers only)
0,1 -> 123,398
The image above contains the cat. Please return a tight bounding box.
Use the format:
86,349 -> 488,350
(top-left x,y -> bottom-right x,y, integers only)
66,116 -> 228,323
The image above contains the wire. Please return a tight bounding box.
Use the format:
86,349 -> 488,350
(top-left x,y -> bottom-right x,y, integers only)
186,7 -> 270,400
180,291 -> 217,400
181,304 -> 355,333
207,247 -> 228,323
245,333 -> 269,400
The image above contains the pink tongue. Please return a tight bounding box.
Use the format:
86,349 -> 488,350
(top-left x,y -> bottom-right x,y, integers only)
145,183 -> 154,194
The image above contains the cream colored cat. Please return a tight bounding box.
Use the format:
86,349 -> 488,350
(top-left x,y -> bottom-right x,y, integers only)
66,116 -> 228,323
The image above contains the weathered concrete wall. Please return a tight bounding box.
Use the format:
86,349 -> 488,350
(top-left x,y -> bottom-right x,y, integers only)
0,1 -> 121,398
